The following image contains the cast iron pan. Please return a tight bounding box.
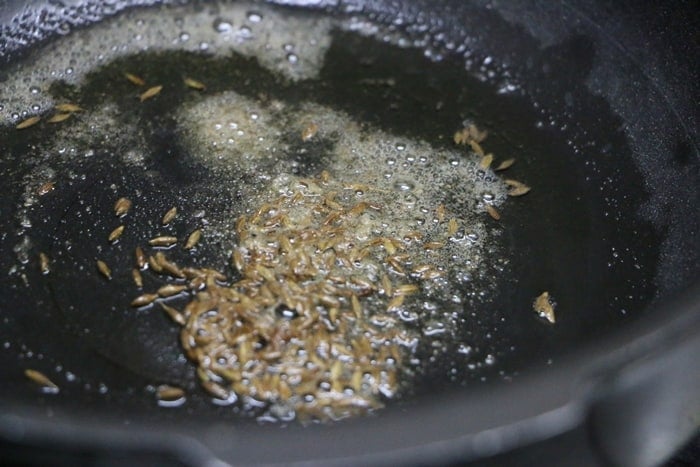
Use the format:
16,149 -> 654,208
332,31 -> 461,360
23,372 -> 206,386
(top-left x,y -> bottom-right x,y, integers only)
0,0 -> 698,466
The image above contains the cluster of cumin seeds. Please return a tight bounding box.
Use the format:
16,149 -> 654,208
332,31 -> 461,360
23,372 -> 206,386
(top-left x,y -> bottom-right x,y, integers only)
128,170 -> 464,421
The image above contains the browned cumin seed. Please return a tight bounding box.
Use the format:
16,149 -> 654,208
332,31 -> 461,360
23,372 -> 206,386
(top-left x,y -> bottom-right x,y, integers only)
533,291 -> 556,323
184,229 -> 202,250
108,225 -> 125,242
96,260 -> 112,280
16,116 -> 40,129
131,293 -> 158,307
125,72 -> 146,86
39,253 -> 50,275
132,268 -> 143,288
55,103 -> 84,113
162,207 -> 177,225
301,122 -> 319,141
485,204 -> 501,221
140,85 -> 163,102
494,158 -> 515,171
184,77 -> 206,91
47,113 -> 72,123
149,236 -> 178,247
135,246 -> 147,269
24,369 -> 59,392
505,179 -> 531,197
114,197 -> 132,217
36,181 -> 55,196
156,384 -> 185,401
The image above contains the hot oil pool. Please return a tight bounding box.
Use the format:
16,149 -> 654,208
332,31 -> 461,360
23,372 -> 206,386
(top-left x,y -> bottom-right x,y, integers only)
0,1 -> 527,422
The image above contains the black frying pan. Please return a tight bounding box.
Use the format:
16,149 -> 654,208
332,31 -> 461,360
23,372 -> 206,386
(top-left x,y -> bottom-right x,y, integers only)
0,1 -> 698,466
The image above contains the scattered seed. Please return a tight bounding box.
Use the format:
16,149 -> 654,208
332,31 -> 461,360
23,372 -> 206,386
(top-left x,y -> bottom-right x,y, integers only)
480,153 -> 494,170
132,268 -> 143,288
24,369 -> 59,393
494,158 -> 515,171
348,202 -> 369,217
114,197 -> 132,217
149,236 -> 178,247
47,113 -> 72,123
453,124 -> 488,145
39,253 -> 50,275
108,225 -> 125,242
323,211 -> 341,226
387,256 -> 405,274
162,207 -> 177,225
301,122 -> 319,141
184,229 -> 202,250
96,260 -> 112,280
157,284 -> 188,298
505,179 -> 531,197
423,241 -> 444,250
469,124 -> 488,142
148,255 -> 164,273
131,293 -> 158,307
156,384 -> 185,401
157,254 -> 185,278
55,103 -> 84,113
485,205 -> 501,220
235,215 -> 248,234
16,116 -> 40,129
160,303 -> 186,325
125,72 -> 146,86
395,284 -> 419,296
139,85 -> 163,102
278,234 -> 292,253
184,77 -> 206,90
232,249 -> 244,272
469,140 -> 485,157
424,269 -> 444,280
411,264 -> 431,276
201,380 -> 231,400
447,218 -> 459,236
387,294 -> 405,311
36,181 -> 55,196
381,274 -> 393,297
135,246 -> 147,269
351,294 -> 362,318
436,204 -> 446,223
533,291 -> 556,323
383,238 -> 397,255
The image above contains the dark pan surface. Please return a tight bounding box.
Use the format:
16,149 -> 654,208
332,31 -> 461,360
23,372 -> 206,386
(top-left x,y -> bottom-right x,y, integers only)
0,0 -> 697,465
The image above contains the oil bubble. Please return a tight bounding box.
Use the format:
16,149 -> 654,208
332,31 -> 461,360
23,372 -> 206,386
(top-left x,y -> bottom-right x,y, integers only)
238,26 -> 252,39
213,18 -> 233,33
247,11 -> 263,23
394,180 -> 415,191
457,344 -> 472,355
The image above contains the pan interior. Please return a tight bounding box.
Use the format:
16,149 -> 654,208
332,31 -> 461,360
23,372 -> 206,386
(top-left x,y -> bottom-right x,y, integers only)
0,0 -> 662,425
